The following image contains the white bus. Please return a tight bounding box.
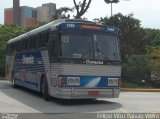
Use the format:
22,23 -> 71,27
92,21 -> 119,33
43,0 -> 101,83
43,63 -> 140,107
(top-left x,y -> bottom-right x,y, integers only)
6,19 -> 121,100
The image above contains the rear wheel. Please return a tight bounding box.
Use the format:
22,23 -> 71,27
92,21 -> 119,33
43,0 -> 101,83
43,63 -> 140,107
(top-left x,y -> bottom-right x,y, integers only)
41,76 -> 50,101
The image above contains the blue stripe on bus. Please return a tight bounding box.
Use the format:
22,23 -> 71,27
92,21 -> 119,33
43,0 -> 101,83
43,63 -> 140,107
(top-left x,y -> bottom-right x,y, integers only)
24,80 -> 38,86
13,51 -> 45,88
59,75 -> 120,88
15,78 -> 38,87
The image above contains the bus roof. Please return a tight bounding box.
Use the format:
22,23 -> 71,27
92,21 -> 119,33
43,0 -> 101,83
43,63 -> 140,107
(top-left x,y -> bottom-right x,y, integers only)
8,19 -> 118,44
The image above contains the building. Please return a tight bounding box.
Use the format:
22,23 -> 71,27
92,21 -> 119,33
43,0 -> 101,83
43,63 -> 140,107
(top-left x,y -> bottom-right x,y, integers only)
13,0 -> 20,25
4,7 -> 37,26
20,6 -> 37,26
4,0 -> 56,26
37,3 -> 56,23
4,8 -> 13,25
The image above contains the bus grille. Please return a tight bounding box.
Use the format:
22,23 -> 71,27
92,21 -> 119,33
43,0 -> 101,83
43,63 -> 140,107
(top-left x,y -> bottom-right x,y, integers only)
51,64 -> 121,76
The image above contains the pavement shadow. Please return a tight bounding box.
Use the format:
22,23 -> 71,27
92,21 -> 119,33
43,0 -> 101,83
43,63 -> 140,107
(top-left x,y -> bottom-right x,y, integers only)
0,81 -> 122,113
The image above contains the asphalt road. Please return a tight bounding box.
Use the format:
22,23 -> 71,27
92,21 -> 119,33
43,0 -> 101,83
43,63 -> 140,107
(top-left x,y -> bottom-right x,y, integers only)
0,80 -> 160,119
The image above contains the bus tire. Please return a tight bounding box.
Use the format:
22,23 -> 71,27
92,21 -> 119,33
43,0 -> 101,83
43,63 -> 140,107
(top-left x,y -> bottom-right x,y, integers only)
41,76 -> 50,101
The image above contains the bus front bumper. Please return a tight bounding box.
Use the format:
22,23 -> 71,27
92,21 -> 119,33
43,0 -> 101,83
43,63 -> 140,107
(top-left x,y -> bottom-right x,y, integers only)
51,87 -> 120,99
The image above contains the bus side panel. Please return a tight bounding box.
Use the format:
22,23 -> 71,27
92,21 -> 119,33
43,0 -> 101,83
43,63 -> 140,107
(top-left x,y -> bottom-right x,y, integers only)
13,50 -> 46,91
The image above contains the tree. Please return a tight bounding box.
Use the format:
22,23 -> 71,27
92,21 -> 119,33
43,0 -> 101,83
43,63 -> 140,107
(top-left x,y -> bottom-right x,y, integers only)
94,13 -> 147,59
52,7 -> 74,20
0,25 -> 33,76
73,0 -> 92,19
144,28 -> 160,46
122,55 -> 151,83
147,46 -> 160,81
104,0 -> 119,17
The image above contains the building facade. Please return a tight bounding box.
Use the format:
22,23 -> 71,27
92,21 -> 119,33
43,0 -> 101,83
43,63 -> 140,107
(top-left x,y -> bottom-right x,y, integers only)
4,2 -> 56,27
4,8 -> 13,25
37,3 -> 56,23
20,6 -> 37,26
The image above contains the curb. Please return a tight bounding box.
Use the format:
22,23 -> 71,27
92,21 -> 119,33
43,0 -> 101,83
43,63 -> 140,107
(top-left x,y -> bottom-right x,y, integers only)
121,88 -> 160,92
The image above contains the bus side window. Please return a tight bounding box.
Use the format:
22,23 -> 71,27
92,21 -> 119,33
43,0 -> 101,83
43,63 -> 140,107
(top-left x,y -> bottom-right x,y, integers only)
48,31 -> 55,58
22,40 -> 25,51
11,43 -> 15,54
38,31 -> 49,48
48,30 -> 60,62
16,41 -> 22,52
23,38 -> 29,51
29,35 -> 38,50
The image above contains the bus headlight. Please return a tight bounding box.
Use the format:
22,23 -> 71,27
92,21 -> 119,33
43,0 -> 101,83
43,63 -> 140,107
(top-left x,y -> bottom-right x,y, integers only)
108,78 -> 118,86
67,77 -> 80,86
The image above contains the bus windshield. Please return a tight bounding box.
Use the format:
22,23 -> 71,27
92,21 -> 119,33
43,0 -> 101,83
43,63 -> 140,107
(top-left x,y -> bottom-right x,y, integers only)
61,30 -> 120,60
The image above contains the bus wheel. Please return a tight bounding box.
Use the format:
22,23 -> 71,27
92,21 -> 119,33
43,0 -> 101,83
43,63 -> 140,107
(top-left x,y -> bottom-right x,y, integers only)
41,76 -> 50,101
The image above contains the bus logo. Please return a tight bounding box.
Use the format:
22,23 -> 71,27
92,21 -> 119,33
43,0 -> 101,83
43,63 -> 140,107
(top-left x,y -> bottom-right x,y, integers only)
22,55 -> 34,64
85,60 -> 103,65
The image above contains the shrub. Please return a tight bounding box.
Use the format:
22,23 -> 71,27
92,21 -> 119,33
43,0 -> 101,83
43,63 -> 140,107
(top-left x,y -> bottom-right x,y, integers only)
122,55 -> 151,83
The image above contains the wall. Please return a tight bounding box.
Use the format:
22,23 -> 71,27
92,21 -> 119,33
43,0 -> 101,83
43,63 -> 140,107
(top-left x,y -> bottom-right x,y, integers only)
4,8 -> 13,25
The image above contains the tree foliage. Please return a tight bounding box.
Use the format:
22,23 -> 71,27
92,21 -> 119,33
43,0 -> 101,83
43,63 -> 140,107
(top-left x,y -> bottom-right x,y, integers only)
94,13 -> 147,59
73,0 -> 92,19
148,46 -> 160,80
122,55 -> 151,83
52,7 -> 74,20
0,25 -> 32,76
144,28 -> 160,46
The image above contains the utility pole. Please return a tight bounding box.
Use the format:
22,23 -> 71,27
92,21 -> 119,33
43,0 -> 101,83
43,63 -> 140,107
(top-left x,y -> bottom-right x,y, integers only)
111,2 -> 113,17
104,0 -> 120,17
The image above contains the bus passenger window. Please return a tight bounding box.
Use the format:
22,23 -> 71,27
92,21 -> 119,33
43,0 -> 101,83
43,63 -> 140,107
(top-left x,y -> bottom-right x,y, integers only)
16,41 -> 22,52
38,31 -> 49,48
11,44 -> 15,53
29,35 -> 37,49
23,39 -> 29,50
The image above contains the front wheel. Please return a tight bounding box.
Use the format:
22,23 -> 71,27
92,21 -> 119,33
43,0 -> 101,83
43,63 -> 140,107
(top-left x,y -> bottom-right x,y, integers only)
41,76 -> 50,101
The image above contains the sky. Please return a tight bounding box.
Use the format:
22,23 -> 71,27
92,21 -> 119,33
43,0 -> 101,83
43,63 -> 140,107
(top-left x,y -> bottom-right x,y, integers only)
0,0 -> 160,29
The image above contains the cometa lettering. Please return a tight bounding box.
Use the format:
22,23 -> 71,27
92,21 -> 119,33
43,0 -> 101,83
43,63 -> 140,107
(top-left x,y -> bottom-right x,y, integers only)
86,60 -> 103,65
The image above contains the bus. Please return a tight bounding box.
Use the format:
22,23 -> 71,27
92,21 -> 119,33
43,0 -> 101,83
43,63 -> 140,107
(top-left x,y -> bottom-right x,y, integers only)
6,19 -> 121,100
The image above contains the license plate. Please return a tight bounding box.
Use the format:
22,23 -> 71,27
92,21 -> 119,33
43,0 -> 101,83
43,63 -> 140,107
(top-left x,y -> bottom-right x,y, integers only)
88,91 -> 100,96
108,78 -> 118,86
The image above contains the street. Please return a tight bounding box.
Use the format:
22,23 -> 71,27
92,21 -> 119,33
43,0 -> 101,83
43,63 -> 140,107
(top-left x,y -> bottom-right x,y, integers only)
0,80 -> 160,119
